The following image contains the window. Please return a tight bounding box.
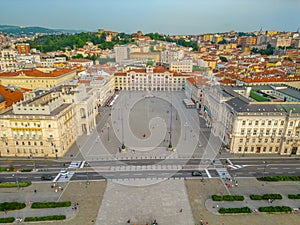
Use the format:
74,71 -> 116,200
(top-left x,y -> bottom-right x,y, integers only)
290,121 -> 293,127
274,121 -> 278,126
40,142 -> 43,146
269,147 -> 272,152
263,147 -> 267,152
264,138 -> 268,143
277,139 -> 281,143
241,129 -> 245,135
251,147 -> 254,152
279,130 -> 283,135
255,121 -> 259,125
249,121 -> 252,125
287,131 -> 291,136
261,121 -> 265,125
242,121 -> 246,125
266,130 -> 270,135
268,121 -> 271,126
239,139 -> 243,143
238,147 -> 242,152
284,148 -> 288,153
275,147 -> 279,152
253,129 -> 257,135
280,121 -> 284,126
258,138 -> 262,143
244,147 -> 248,152
252,138 -> 255,143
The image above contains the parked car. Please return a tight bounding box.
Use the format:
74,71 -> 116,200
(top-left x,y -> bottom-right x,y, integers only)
41,175 -> 52,180
192,171 -> 203,176
60,169 -> 69,176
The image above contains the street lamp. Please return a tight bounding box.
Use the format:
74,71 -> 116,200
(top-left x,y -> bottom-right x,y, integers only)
184,122 -> 188,141
263,161 -> 268,178
106,122 -> 110,142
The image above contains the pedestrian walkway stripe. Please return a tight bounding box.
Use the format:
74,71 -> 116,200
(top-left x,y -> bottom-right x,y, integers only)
205,169 -> 212,178
53,174 -> 60,182
226,158 -> 233,166
80,161 -> 85,168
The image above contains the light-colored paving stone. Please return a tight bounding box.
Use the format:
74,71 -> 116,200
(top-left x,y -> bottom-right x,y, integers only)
96,179 -> 194,225
185,178 -> 300,225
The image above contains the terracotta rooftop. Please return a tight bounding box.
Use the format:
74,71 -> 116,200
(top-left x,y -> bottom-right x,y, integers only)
0,68 -> 76,78
0,85 -> 24,107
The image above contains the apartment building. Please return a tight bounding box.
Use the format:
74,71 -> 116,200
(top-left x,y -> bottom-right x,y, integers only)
114,66 -> 188,91
201,85 -> 300,155
0,68 -> 76,90
114,45 -> 130,63
170,59 -> 193,73
0,49 -> 17,72
0,84 -> 97,158
161,49 -> 184,65
16,43 -> 30,54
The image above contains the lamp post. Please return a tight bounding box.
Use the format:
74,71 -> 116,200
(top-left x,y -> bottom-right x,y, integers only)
106,122 -> 110,142
263,161 -> 268,178
184,122 -> 188,141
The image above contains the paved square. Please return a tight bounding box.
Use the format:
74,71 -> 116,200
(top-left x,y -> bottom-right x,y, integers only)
95,179 -> 194,225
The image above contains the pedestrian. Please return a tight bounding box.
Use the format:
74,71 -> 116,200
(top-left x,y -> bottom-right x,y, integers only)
179,208 -> 182,213
127,219 -> 131,223
34,189 -> 37,194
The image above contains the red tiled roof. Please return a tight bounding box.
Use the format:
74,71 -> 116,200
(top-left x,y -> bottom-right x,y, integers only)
0,85 -> 24,106
0,68 -> 76,78
114,72 -> 126,76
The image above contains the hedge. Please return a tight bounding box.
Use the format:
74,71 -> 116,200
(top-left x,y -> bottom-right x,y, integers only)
250,194 -> 282,200
24,215 -> 66,222
219,207 -> 252,214
0,182 -> 32,188
0,202 -> 26,211
31,201 -> 71,208
258,206 -> 292,213
257,176 -> 300,182
0,217 -> 15,223
288,194 -> 300,199
212,195 -> 244,201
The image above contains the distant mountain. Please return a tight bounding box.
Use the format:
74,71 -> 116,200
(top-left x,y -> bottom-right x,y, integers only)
0,25 -> 89,35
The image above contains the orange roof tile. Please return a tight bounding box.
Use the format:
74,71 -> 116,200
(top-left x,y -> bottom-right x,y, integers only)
0,85 -> 24,107
0,68 -> 76,78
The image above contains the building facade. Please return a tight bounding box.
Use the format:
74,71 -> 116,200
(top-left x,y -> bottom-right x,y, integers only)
114,66 -> 188,91
0,68 -> 76,90
0,84 -> 97,158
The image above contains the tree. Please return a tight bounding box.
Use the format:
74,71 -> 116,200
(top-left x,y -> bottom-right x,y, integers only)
219,56 -> 228,62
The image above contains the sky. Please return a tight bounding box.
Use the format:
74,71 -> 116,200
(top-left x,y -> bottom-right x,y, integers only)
1,0 -> 300,35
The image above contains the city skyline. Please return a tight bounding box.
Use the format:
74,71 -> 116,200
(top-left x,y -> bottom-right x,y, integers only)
1,0 -> 300,35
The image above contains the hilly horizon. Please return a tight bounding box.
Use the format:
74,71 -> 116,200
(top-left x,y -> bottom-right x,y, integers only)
0,24 -> 90,35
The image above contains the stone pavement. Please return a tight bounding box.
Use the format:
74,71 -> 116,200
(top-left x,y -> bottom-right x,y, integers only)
95,179 -> 194,225
185,178 -> 300,225
0,182 -> 76,221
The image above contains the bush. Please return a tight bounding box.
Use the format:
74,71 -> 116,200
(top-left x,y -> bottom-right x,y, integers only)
0,167 -> 7,172
219,207 -> 252,214
250,195 -> 262,200
0,182 -> 31,188
211,195 -> 222,201
258,206 -> 292,213
288,194 -> 300,199
250,194 -> 282,200
31,201 -> 71,208
0,217 -> 15,223
0,202 -> 26,211
212,195 -> 244,201
257,176 -> 300,182
24,215 -> 66,222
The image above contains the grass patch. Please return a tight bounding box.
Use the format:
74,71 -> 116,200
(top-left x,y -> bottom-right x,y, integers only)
257,176 -> 300,182
212,195 -> 244,201
250,194 -> 282,200
24,215 -> 66,222
258,206 -> 292,213
0,217 -> 15,223
0,202 -> 26,211
31,201 -> 71,208
0,182 -> 31,188
250,90 -> 269,102
219,207 -> 252,214
288,194 -> 300,199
